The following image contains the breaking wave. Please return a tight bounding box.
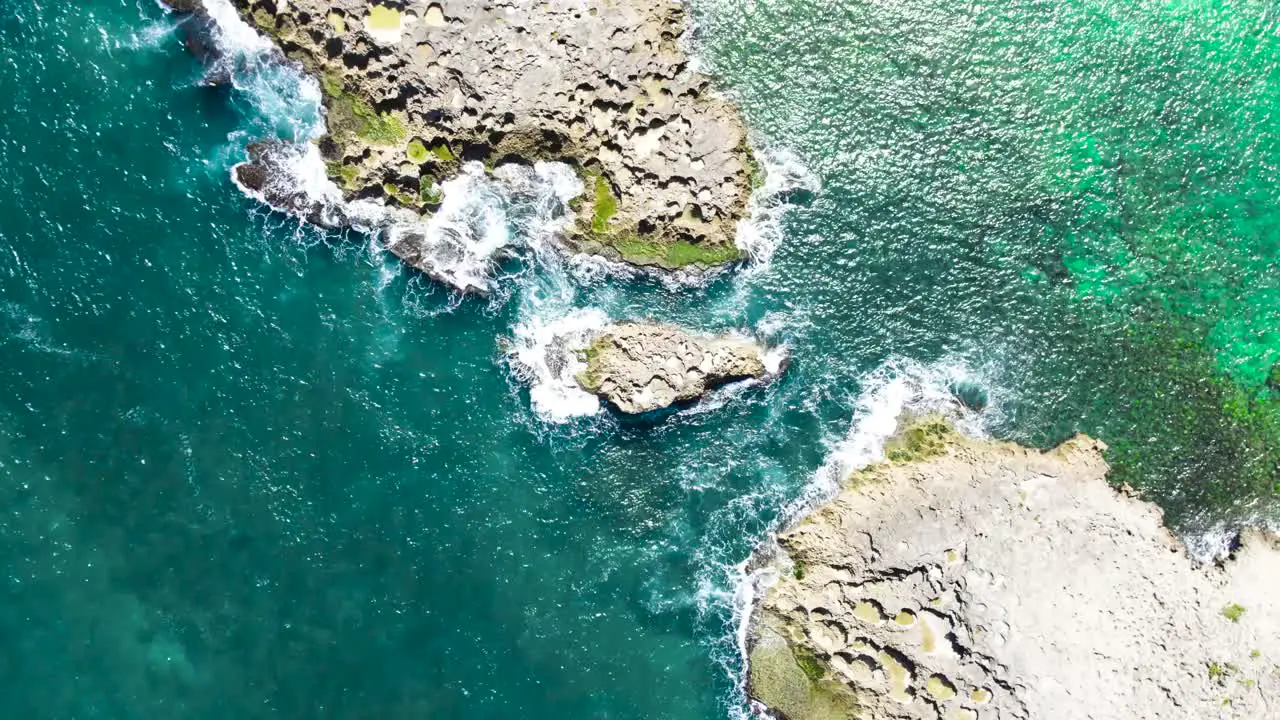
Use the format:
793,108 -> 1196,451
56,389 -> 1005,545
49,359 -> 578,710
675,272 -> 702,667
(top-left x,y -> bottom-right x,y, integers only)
380,162 -> 583,293
705,356 -> 999,718
506,308 -> 609,423
196,0 -> 324,142
734,147 -> 820,268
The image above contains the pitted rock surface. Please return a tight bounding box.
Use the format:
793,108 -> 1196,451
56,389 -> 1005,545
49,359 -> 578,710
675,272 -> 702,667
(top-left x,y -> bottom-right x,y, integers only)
748,424 -> 1280,720
577,323 -> 770,413
222,0 -> 758,270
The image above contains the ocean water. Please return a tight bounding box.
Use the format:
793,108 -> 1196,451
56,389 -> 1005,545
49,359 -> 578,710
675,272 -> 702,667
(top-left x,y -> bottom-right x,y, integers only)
0,0 -> 1276,718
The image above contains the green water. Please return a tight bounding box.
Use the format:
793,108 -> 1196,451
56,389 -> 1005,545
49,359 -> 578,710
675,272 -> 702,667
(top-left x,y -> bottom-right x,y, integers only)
0,0 -> 1276,718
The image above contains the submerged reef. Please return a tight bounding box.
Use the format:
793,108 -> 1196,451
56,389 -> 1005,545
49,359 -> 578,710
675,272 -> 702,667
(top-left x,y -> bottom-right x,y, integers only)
170,0 -> 759,273
747,418 -> 1280,719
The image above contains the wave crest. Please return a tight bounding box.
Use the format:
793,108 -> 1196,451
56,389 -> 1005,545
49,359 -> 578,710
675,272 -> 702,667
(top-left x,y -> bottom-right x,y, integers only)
735,147 -> 821,268
718,356 -> 996,718
507,308 -> 609,423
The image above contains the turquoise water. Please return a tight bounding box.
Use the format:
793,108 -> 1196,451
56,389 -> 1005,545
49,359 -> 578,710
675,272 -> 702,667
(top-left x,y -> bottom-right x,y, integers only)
1,0 -> 1277,718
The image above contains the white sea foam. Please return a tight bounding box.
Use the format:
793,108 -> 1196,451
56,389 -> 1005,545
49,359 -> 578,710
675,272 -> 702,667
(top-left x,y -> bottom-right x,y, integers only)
754,311 -> 808,341
227,141 -> 350,228
198,0 -> 324,141
735,147 -> 820,269
508,308 -> 608,423
761,345 -> 789,376
720,356 -> 996,717
1184,515 -> 1280,562
670,336 -> 790,420
560,143 -> 817,289
376,162 -> 583,294
1185,522 -> 1245,562
201,0 -> 275,55
227,145 -> 583,294
384,164 -> 518,292
500,161 -> 586,261
126,15 -> 175,50
825,359 -> 987,487
563,251 -> 638,285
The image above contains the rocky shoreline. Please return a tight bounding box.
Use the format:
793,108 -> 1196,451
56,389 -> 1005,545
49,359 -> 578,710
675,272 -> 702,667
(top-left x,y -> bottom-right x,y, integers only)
169,0 -> 760,277
161,4 -> 1280,718
745,418 -> 1280,719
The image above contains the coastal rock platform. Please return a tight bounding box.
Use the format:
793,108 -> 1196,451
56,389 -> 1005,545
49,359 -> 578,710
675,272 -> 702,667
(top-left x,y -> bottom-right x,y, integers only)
748,419 -> 1280,720
189,0 -> 759,272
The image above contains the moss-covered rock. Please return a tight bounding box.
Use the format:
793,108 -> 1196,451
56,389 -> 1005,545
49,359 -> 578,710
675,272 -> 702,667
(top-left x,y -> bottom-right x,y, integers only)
319,71 -> 406,150
590,174 -> 617,233
573,322 -> 774,413
418,175 -> 443,205
748,419 -> 1280,719
884,416 -> 954,463
212,0 -> 761,277
570,170 -> 744,269
405,139 -> 429,164
324,160 -> 360,190
748,627 -> 858,720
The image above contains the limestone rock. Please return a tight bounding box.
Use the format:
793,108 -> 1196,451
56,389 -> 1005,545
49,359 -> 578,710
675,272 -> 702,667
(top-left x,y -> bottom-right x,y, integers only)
576,323 -> 774,414
199,0 -> 758,272
747,419 -> 1280,719
234,141 -> 348,228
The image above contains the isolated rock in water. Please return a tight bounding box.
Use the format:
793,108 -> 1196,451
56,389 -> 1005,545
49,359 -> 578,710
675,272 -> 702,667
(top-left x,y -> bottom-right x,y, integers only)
747,418 -> 1280,720
576,323 -> 772,413
210,0 -> 757,271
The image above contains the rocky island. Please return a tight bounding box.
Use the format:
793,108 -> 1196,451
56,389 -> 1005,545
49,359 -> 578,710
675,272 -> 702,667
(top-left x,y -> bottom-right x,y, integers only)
173,0 -> 760,275
747,418 -> 1280,719
575,322 -> 775,414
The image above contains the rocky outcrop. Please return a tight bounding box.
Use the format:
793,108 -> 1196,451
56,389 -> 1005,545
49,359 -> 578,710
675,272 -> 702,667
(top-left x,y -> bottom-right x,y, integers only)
203,0 -> 759,272
162,0 -> 203,12
234,141 -> 348,227
576,323 -> 774,413
747,418 -> 1280,720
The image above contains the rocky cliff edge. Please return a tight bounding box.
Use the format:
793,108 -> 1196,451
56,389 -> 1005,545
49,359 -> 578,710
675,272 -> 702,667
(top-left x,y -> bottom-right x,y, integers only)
224,0 -> 759,272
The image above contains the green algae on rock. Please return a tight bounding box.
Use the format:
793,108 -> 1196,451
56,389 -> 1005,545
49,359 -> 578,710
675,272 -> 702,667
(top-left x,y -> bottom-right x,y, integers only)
224,0 -> 759,272
747,418 -> 1280,719
748,627 -> 860,720
882,416 -> 952,463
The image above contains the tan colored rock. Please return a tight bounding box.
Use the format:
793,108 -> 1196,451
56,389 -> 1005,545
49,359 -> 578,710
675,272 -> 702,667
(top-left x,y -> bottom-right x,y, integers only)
576,323 -> 773,414
748,419 -> 1280,719
217,0 -> 757,271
